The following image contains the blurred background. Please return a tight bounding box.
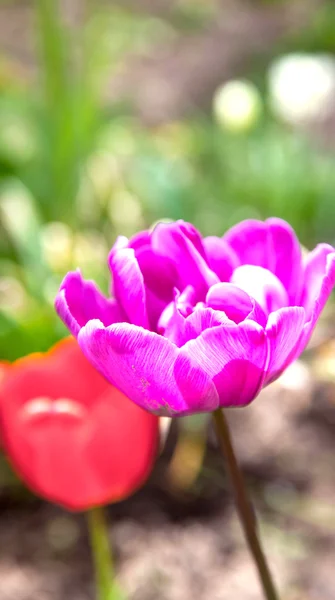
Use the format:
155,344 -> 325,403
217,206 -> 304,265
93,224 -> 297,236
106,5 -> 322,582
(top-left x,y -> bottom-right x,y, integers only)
1,1 -> 335,599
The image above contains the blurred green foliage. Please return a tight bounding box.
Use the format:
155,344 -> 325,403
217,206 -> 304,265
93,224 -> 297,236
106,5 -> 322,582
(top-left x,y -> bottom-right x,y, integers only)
1,0 -> 335,360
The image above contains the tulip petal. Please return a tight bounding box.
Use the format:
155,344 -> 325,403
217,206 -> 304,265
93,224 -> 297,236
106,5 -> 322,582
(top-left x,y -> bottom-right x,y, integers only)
182,308 -> 232,342
203,236 -> 239,281
128,230 -> 151,250
224,218 -> 303,303
223,219 -> 270,267
206,282 -> 267,326
131,244 -> 178,329
164,305 -> 232,347
109,235 -> 129,253
0,341 -> 158,510
301,244 -> 335,321
178,221 -> 208,258
78,321 -> 219,416
265,307 -> 306,384
55,271 -> 123,337
267,218 -> 304,303
157,296 -> 185,347
176,285 -> 197,316
152,221 -> 219,297
288,246 -> 335,364
109,248 -> 149,328
231,265 -> 288,315
177,320 -> 268,407
136,246 -> 177,302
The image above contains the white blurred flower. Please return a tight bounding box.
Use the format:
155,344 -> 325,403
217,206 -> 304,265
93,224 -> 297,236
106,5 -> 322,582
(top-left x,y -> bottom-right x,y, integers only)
213,79 -> 262,132
40,222 -> 73,272
268,53 -> 335,124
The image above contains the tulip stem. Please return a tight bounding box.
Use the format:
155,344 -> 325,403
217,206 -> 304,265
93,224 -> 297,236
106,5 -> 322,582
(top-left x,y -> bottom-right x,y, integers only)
87,506 -> 122,600
212,408 -> 279,600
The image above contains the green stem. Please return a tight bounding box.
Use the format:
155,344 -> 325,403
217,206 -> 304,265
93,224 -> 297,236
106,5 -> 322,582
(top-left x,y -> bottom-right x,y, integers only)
212,409 -> 279,600
87,506 -> 119,600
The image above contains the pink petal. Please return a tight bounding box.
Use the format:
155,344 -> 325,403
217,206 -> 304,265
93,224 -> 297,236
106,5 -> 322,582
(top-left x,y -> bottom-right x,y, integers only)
109,235 -> 129,253
144,287 -> 168,332
182,308 -> 232,342
267,218 -> 304,303
206,282 -> 267,326
157,295 -> 186,347
109,248 -> 149,328
176,285 -> 197,316
203,236 -> 239,281
288,246 -> 335,364
265,242 -> 335,384
158,286 -> 229,346
178,321 -> 268,407
300,244 -> 335,320
265,307 -> 306,384
110,235 -> 171,329
178,221 -> 207,258
136,246 -> 177,302
231,265 -> 288,315
55,271 -> 123,337
128,230 -> 151,250
157,286 -> 196,337
152,221 -> 219,297
224,219 -> 271,267
78,321 -> 218,416
135,247 -> 178,329
224,218 -> 303,303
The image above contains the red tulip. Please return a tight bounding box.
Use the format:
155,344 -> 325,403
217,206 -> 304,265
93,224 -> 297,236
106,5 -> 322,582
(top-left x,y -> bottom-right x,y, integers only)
0,339 -> 159,511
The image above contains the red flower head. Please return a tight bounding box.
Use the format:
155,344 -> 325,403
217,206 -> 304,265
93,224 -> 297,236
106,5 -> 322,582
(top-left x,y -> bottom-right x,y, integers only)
0,339 -> 159,511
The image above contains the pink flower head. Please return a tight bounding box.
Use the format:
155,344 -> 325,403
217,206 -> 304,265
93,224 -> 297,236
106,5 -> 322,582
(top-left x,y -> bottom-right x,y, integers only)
56,219 -> 335,416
